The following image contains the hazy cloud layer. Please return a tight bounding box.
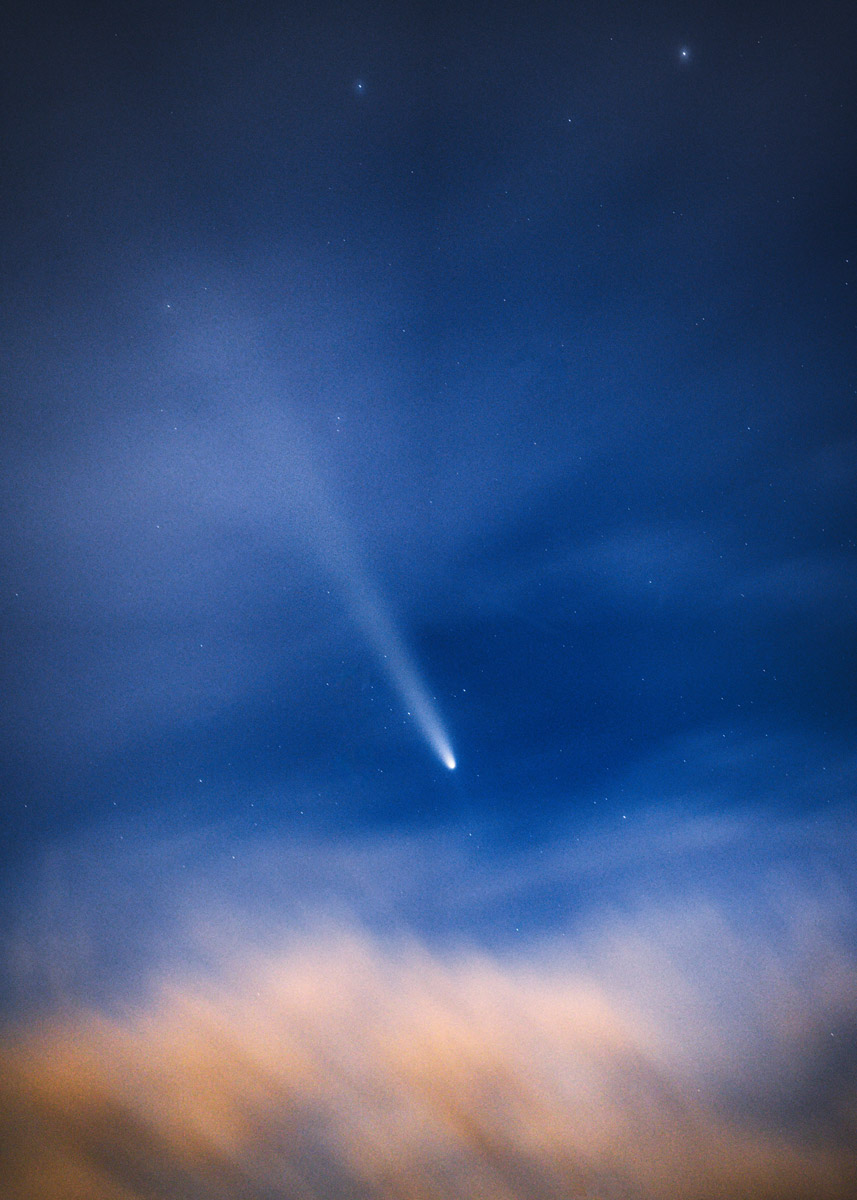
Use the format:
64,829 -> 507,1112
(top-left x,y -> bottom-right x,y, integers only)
3,809 -> 856,1199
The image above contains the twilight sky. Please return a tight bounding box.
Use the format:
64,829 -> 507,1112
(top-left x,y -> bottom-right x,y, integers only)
2,2 -> 857,1196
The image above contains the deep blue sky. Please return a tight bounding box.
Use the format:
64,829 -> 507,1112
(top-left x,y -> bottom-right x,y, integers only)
2,0 -> 856,878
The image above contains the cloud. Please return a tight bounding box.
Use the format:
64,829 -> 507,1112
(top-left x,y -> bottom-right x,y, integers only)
730,553 -> 857,615
2,808 -> 856,1198
3,923 -> 856,1199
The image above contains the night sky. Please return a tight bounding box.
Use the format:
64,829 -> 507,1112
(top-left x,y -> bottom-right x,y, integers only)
2,3 -> 857,1197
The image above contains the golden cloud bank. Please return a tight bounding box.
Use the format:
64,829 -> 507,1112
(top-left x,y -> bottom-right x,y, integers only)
3,914 -> 856,1200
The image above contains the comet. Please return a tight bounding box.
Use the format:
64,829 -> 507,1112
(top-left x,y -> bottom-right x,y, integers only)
344,565 -> 457,770
276,428 -> 457,770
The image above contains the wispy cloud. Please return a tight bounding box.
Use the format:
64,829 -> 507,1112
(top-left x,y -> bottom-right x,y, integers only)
4,922 -> 855,1199
3,809 -> 856,1198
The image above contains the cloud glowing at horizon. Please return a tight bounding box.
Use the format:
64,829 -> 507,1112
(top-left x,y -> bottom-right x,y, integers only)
2,808 -> 856,1199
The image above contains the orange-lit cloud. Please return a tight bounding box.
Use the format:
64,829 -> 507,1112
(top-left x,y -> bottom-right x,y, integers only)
3,903 -> 856,1200
3,809 -> 856,1198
